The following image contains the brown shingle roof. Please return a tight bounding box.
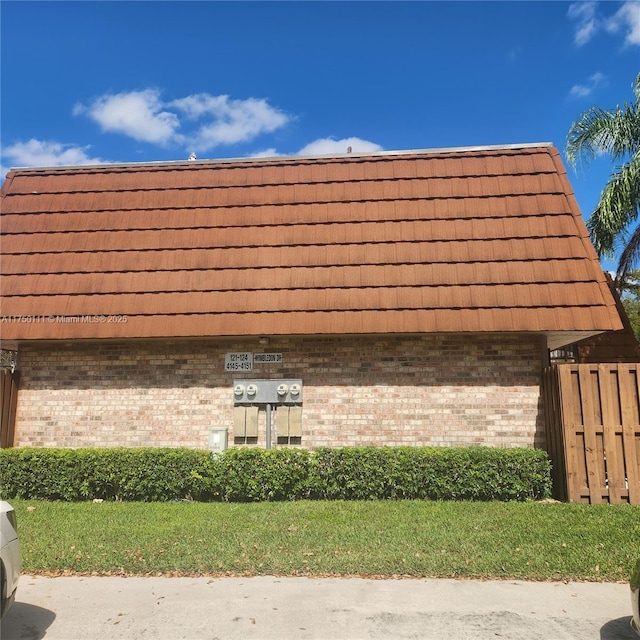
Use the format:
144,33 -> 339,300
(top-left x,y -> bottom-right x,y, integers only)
574,274 -> 640,362
0,144 -> 623,347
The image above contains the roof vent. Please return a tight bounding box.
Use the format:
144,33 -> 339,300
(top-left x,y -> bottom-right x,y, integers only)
347,146 -> 352,154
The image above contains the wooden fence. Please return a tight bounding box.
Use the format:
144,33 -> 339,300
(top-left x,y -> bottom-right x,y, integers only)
543,363 -> 640,504
0,369 -> 19,448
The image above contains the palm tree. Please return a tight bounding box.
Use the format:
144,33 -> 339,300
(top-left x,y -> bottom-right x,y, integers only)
565,72 -> 640,284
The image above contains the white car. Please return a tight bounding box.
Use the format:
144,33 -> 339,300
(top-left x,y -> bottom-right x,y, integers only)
0,501 -> 20,619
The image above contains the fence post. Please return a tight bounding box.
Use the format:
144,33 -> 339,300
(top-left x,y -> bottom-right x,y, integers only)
0,370 -> 19,448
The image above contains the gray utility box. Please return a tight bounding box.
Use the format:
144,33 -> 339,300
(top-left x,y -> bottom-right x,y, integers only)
209,427 -> 228,452
233,379 -> 303,405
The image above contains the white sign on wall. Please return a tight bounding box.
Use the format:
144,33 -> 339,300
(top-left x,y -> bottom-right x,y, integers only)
253,353 -> 283,364
225,352 -> 253,371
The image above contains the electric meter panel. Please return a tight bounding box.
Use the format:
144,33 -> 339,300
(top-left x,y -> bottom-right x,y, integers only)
232,379 -> 303,404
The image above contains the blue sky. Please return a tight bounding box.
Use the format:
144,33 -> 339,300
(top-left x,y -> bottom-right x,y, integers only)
1,1 -> 638,269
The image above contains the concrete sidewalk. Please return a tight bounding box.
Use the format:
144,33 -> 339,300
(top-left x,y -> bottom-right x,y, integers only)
1,575 -> 636,640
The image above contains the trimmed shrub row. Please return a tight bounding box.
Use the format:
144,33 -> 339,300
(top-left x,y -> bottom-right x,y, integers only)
0,446 -> 552,502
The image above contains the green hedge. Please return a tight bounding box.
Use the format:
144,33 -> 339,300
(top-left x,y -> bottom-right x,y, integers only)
0,447 -> 215,502
0,446 -> 552,502
308,446 -> 552,501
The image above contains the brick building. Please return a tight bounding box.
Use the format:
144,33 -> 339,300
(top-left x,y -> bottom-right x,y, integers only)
0,144 -> 624,450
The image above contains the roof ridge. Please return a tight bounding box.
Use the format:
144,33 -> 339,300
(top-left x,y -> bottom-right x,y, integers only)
3,142 -> 555,175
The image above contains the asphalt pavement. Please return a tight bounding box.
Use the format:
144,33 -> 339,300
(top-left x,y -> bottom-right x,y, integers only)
1,575 -> 636,640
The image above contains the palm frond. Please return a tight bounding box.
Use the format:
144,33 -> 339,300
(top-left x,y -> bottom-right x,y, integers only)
566,72 -> 640,169
617,223 -> 640,280
586,154 -> 640,256
566,105 -> 640,167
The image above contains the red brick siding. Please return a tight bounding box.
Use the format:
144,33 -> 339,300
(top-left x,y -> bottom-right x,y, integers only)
13,334 -> 545,449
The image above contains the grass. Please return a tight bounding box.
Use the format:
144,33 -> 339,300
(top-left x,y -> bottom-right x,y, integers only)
11,499 -> 640,582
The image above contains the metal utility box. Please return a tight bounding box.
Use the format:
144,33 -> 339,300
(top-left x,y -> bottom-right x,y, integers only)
232,379 -> 303,449
232,379 -> 303,405
208,427 -> 228,453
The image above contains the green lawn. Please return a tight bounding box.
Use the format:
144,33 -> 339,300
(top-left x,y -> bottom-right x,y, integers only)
11,499 -> 640,582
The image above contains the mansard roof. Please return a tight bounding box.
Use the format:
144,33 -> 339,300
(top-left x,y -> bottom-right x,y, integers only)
0,143 -> 623,348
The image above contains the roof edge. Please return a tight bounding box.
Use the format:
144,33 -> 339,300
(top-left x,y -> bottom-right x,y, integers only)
0,329 -> 611,350
4,142 -> 555,174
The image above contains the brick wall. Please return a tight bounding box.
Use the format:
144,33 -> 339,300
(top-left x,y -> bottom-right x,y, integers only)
13,334 -> 546,449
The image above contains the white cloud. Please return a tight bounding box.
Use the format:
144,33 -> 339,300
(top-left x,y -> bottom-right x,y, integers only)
568,1 -> 640,47
71,89 -> 377,159
297,137 -> 383,156
605,1 -> 640,46
73,89 -> 290,152
171,94 -> 290,150
569,71 -> 607,99
1,138 -> 106,169
73,89 -> 181,145
568,1 -> 598,46
249,148 -> 281,158
246,138 -> 383,159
